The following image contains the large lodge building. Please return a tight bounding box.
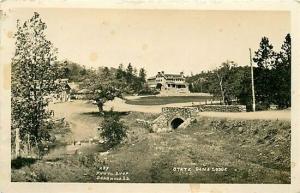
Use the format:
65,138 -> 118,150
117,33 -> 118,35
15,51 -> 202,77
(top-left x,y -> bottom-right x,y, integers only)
147,71 -> 190,95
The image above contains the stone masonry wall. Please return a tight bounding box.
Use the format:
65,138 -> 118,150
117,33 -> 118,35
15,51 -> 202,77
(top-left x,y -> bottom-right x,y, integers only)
161,107 -> 198,120
195,105 -> 246,112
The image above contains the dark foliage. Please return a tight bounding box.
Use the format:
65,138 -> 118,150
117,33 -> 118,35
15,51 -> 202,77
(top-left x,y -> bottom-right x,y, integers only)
187,34 -> 291,110
99,110 -> 128,148
11,157 -> 37,169
11,12 -> 59,156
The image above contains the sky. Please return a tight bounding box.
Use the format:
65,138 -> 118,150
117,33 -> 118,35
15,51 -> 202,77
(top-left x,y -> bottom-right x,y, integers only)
1,8 -> 290,77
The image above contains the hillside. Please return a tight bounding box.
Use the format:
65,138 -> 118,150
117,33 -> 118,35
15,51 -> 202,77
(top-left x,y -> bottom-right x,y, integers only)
12,111 -> 290,183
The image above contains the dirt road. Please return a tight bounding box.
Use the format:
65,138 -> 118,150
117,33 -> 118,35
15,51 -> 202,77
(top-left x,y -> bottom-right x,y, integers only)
199,110 -> 290,121
49,101 -> 100,141
49,100 -> 290,142
105,98 -> 290,121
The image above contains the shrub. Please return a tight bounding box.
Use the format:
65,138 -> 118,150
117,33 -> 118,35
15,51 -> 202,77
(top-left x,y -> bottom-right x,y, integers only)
11,157 -> 37,169
138,86 -> 159,96
255,102 -> 270,111
99,110 -> 128,148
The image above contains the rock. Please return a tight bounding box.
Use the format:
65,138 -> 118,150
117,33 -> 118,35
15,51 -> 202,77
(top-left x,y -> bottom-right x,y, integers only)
20,170 -> 26,175
100,151 -> 109,156
152,124 -> 158,132
238,127 -> 243,133
75,141 -> 81,145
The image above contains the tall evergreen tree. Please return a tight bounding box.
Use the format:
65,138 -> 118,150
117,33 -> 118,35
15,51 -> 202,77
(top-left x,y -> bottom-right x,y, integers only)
139,68 -> 146,83
116,64 -> 123,78
272,34 -> 291,108
253,37 -> 276,69
126,63 -> 133,75
253,37 -> 276,108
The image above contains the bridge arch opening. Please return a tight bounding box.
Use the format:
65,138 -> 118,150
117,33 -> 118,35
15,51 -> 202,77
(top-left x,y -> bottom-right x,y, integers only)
170,118 -> 185,129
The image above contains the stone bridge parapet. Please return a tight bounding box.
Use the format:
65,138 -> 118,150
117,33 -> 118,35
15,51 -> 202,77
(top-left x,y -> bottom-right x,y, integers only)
152,107 -> 198,133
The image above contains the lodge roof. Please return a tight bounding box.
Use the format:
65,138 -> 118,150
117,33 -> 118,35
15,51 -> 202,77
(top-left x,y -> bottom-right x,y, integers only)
147,71 -> 185,80
164,74 -> 183,78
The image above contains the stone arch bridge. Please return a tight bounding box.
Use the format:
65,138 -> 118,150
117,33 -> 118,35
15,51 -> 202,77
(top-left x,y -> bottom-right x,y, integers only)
152,107 -> 198,133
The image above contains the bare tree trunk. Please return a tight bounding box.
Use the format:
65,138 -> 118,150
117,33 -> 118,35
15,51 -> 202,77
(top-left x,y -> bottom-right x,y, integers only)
27,133 -> 31,157
97,101 -> 104,114
34,137 -> 40,159
217,73 -> 225,105
15,127 -> 20,158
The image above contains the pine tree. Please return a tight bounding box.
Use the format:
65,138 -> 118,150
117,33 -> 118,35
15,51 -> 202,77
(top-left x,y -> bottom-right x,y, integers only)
272,34 -> 291,108
139,68 -> 146,83
253,37 -> 276,108
125,63 -> 133,85
253,37 -> 276,69
116,64 -> 122,79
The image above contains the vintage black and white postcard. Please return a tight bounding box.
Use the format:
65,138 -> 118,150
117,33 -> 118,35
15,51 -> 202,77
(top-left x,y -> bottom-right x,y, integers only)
0,0 -> 300,193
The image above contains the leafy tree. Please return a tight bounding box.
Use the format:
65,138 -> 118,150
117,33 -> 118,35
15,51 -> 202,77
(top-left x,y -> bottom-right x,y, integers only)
187,64 -> 253,108
93,85 -> 122,113
102,67 -> 110,79
213,61 -> 238,104
56,60 -> 96,82
80,67 -> 87,76
84,63 -> 150,112
82,68 -> 122,113
235,66 -> 252,109
11,12 -> 58,156
99,110 -> 127,148
186,71 -> 212,93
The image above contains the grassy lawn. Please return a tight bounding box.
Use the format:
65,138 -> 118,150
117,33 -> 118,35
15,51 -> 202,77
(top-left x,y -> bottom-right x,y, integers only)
11,112 -> 290,183
125,95 -> 215,105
